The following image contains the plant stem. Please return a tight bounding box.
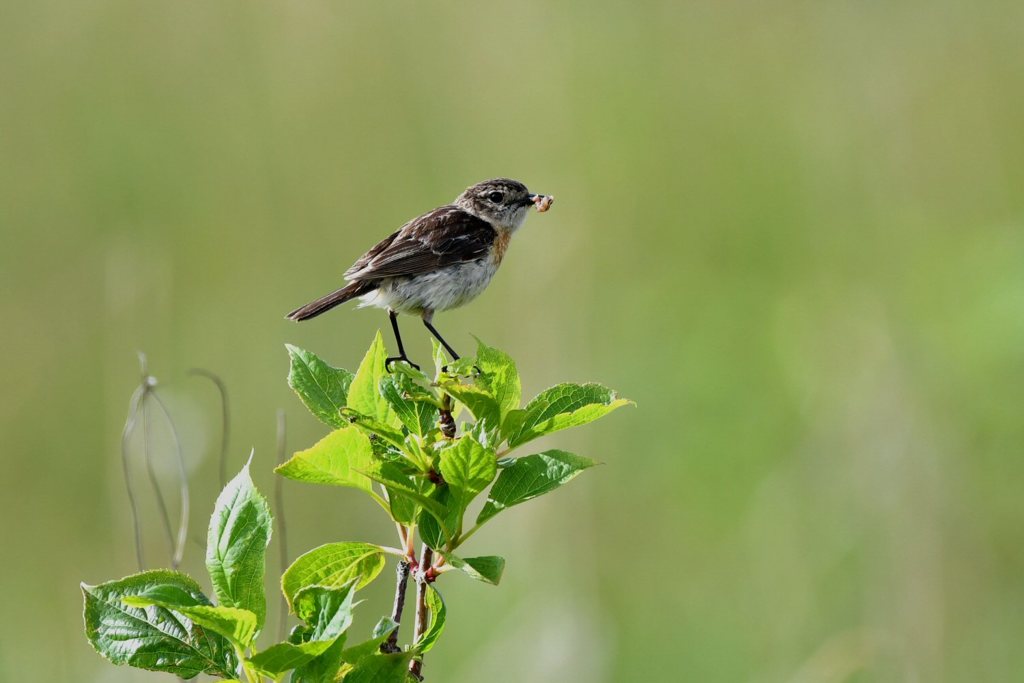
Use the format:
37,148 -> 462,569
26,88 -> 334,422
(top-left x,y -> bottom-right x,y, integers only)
147,390 -> 190,570
409,545 -> 434,680
381,559 -> 411,654
235,645 -> 261,682
450,520 -> 484,551
121,384 -> 146,570
438,392 -> 456,439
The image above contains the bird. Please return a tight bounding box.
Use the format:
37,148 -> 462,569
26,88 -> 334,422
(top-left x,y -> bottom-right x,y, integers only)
286,178 -> 554,369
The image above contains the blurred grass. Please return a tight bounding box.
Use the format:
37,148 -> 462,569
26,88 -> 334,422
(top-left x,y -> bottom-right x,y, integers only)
2,0 -> 1024,680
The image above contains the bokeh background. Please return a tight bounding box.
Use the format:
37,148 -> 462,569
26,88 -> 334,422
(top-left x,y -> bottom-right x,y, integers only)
2,1 -> 1023,681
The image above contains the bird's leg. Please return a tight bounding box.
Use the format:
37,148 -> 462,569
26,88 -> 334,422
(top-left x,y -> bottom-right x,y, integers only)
421,312 -> 460,362
386,309 -> 420,371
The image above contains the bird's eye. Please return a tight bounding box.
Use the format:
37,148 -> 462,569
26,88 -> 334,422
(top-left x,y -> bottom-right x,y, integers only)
487,191 -> 504,203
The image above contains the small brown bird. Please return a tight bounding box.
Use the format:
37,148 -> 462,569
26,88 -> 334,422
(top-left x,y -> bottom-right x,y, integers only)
286,178 -> 553,368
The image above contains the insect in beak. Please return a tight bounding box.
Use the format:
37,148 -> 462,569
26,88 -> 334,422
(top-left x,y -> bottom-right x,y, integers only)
528,194 -> 554,212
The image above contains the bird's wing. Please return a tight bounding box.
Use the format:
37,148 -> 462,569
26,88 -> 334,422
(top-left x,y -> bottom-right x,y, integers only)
344,206 -> 496,280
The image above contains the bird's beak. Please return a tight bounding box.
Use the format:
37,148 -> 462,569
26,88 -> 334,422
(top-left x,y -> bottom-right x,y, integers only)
528,193 -> 554,213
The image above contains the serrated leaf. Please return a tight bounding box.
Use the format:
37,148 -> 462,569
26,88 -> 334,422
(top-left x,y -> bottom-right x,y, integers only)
348,332 -> 400,429
121,592 -> 259,648
174,606 -> 258,649
118,582 -> 202,609
357,460 -> 450,532
467,418 -> 499,449
287,344 -> 355,428
280,584 -> 357,682
341,409 -> 409,451
291,635 -> 348,683
293,583 -> 358,639
249,640 -> 336,677
431,339 -> 449,378
474,339 -> 521,421
446,555 -> 505,585
275,427 -> 380,501
282,543 -> 386,608
414,585 -> 446,653
371,617 -> 400,640
82,570 -> 236,679
340,619 -> 397,666
416,486 -> 459,550
343,652 -> 415,683
386,483 -> 420,526
477,450 -> 596,524
504,383 -> 631,447
380,374 -> 439,437
388,360 -> 432,385
206,458 -> 273,631
435,378 -> 500,429
439,435 -> 496,515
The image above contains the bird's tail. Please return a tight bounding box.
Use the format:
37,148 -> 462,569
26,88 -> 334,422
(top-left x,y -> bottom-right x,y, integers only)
286,281 -> 375,321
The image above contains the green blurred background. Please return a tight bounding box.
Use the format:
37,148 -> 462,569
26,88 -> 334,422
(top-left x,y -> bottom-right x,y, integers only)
2,1 -> 1023,680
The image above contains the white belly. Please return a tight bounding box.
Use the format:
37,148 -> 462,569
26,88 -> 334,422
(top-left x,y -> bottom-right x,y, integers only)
358,259 -> 499,314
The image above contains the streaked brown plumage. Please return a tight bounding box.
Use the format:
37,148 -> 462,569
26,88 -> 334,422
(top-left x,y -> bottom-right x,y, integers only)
286,178 -> 553,366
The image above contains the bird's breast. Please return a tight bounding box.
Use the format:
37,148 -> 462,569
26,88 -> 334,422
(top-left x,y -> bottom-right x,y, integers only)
491,228 -> 513,266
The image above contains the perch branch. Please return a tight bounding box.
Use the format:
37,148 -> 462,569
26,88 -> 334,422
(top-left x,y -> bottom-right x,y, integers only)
409,545 -> 434,680
381,559 -> 411,654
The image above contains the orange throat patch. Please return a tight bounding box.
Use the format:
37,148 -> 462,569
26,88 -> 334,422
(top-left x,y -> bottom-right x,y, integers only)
492,228 -> 512,266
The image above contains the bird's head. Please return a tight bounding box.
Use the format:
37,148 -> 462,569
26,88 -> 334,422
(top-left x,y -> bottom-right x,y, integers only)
455,178 -> 553,231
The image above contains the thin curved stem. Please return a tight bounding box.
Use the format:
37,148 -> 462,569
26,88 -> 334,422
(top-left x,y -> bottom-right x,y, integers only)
189,368 -> 230,488
120,385 -> 146,570
148,390 -> 189,570
141,388 -> 177,564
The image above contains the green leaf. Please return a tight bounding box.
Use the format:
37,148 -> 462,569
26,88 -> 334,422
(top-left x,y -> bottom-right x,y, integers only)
340,619 -> 397,666
348,332 -> 400,429
357,460 -> 449,526
175,606 -> 258,649
278,584 -> 357,682
275,427 -> 378,499
341,409 -> 409,451
249,640 -> 336,677
121,591 -> 259,648
446,555 -> 505,585
117,582 -> 203,609
416,486 -> 459,549
474,339 -> 521,421
388,359 -> 432,385
504,383 -> 631,447
287,344 -> 354,428
477,450 -> 596,524
435,377 -> 500,430
431,339 -> 449,378
344,652 -> 415,683
371,617 -> 400,640
380,374 -> 439,437
206,457 -> 273,631
293,583 -> 358,639
439,434 -> 497,515
414,585 -> 446,653
82,570 -> 236,679
385,483 -> 420,526
291,635 -> 348,683
282,543 -> 386,609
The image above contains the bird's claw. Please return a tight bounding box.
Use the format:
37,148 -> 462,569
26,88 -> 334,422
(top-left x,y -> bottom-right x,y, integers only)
386,356 -> 421,372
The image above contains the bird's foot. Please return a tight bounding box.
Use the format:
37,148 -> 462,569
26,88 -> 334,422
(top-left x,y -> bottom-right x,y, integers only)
386,355 -> 421,372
